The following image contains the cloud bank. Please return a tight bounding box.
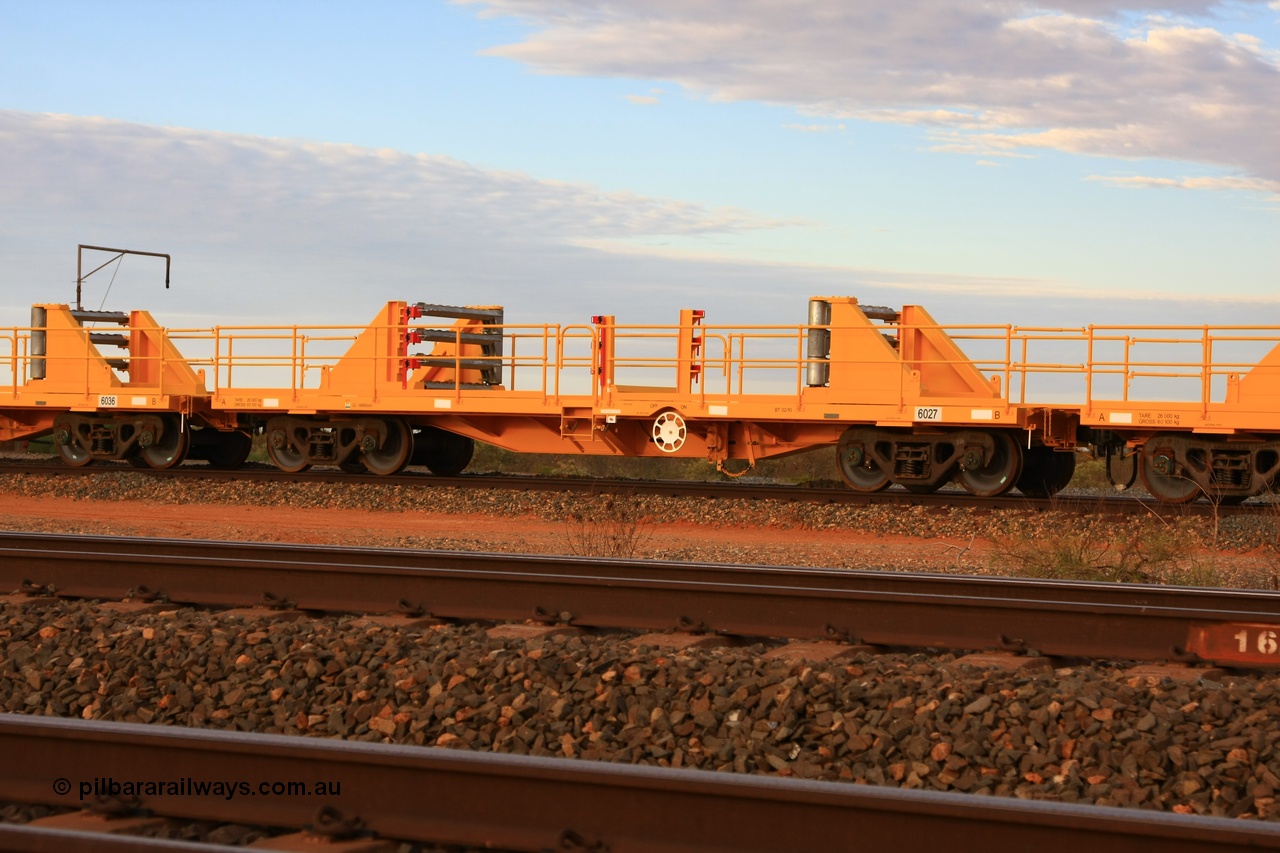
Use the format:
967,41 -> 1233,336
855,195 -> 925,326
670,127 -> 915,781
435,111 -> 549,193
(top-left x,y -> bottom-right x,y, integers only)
1,109 -> 1271,334
0,111 -> 781,249
0,110 -> 805,324
468,0 -> 1280,189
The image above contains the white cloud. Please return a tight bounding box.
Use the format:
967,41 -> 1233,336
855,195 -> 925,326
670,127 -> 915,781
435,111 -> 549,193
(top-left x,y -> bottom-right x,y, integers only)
0,111 -> 785,245
0,110 -> 795,324
464,0 -> 1280,187
1087,172 -> 1280,199
625,93 -> 660,105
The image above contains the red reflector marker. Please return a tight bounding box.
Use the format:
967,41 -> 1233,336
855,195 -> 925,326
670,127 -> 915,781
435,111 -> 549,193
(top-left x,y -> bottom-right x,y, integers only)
1187,622 -> 1280,667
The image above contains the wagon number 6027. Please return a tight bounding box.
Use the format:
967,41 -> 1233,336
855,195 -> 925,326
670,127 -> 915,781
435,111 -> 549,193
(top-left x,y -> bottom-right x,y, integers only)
914,407 -> 942,422
1235,629 -> 1279,655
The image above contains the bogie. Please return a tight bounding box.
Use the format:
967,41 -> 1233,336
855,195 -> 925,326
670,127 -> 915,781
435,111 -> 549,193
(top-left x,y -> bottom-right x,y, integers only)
51,413 -> 188,469
1131,433 -> 1280,504
837,427 -> 1029,498
263,416 -> 413,476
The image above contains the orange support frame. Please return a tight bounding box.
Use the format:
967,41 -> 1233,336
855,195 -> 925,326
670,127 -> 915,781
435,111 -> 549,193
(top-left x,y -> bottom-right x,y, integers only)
0,304 -> 207,442
7,296 -> 1280,466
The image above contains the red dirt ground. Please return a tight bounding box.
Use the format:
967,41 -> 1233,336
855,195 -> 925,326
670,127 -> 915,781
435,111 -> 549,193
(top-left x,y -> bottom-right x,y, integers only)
0,492 -> 982,571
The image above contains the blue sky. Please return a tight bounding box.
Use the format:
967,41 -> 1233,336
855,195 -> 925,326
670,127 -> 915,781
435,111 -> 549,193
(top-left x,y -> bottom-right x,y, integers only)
0,0 -> 1277,332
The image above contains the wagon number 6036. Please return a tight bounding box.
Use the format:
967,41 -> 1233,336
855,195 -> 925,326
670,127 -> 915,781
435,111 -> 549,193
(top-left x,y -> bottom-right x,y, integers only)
1235,629 -> 1279,655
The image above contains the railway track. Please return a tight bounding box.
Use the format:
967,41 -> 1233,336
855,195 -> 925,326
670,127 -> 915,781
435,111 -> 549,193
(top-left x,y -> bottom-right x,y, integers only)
6,536 -> 1280,846
4,531 -> 1280,668
3,714 -> 1280,852
0,457 -> 1270,517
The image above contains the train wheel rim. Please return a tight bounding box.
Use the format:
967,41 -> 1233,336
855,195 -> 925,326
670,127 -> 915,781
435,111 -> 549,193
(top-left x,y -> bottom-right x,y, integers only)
958,431 -> 1022,497
837,439 -> 890,492
1139,453 -> 1200,504
55,437 -> 93,468
138,417 -> 190,470
363,418 -> 412,476
266,429 -> 311,473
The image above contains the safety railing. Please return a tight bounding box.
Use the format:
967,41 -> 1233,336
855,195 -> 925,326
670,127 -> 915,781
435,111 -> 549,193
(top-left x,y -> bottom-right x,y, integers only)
0,329 -> 23,400
6,315 -> 1280,417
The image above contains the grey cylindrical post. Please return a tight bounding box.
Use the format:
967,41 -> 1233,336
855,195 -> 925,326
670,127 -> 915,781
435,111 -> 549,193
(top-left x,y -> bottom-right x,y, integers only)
805,299 -> 831,387
30,306 -> 46,380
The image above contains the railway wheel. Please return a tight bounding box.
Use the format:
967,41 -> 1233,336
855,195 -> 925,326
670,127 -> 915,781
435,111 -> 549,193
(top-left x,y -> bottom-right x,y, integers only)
957,431 -> 1022,497
205,430 -> 253,469
137,417 -> 190,470
266,427 -> 311,473
1016,446 -> 1076,498
836,430 -> 890,492
1139,441 -> 1199,504
362,418 -> 412,476
53,422 -> 93,468
413,426 -> 474,476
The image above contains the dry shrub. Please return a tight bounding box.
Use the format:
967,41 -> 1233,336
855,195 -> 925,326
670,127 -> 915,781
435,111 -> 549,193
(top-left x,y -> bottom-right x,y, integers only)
1256,491 -> 1280,590
992,512 -> 1220,586
564,493 -> 651,558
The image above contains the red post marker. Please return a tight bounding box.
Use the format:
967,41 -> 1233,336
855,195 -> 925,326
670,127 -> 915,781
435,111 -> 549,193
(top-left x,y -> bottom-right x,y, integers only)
1187,622 -> 1280,667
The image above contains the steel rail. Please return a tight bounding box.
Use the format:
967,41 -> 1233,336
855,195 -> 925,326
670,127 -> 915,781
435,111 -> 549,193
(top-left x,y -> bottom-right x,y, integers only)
2,532 -> 1279,667
0,825 -> 236,852
0,459 -> 1264,516
3,715 -> 1279,853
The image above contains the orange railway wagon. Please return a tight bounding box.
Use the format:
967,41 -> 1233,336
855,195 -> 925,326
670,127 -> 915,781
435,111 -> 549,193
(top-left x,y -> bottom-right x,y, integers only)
192,295 -> 1079,497
1077,324 -> 1280,503
4,246 -> 1279,504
